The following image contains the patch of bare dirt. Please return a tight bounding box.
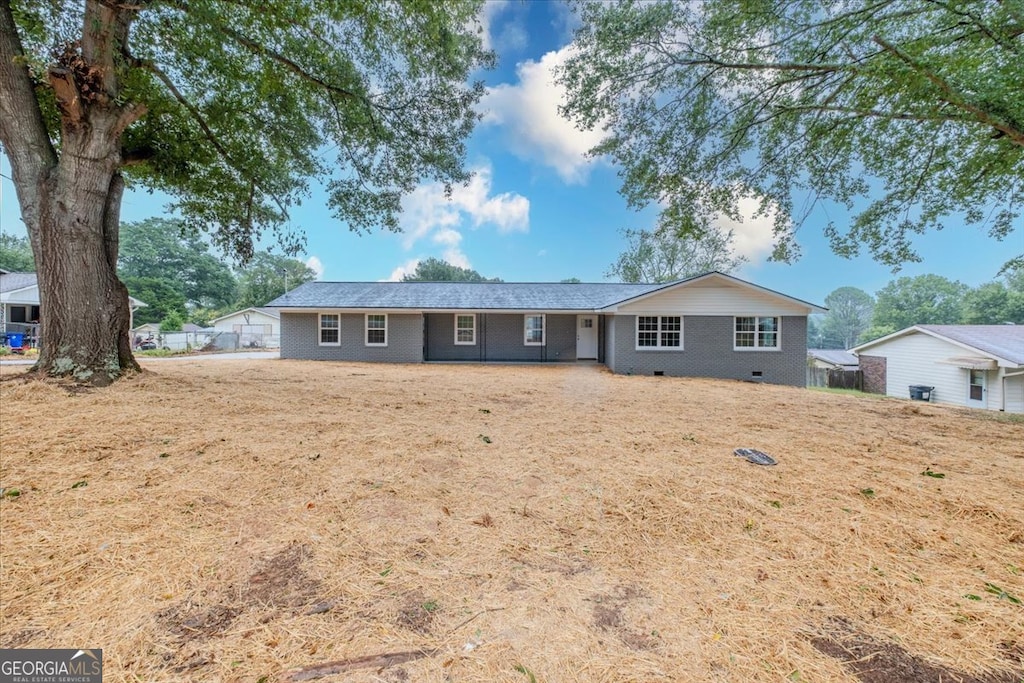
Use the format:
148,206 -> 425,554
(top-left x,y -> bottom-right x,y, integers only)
811,617 -> 1022,683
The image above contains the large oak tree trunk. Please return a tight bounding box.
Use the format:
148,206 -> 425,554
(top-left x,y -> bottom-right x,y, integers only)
34,138 -> 139,385
1,0 -> 142,385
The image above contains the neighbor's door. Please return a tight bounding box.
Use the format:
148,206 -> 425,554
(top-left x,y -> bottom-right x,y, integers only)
577,315 -> 598,359
968,369 -> 987,408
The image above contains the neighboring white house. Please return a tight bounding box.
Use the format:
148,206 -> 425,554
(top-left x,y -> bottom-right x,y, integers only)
2,270 -> 146,346
851,325 -> 1024,413
210,307 -> 280,348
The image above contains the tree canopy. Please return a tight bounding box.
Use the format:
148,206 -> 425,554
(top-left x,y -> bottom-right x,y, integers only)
119,218 -> 236,309
234,252 -> 316,309
818,287 -> 874,349
400,257 -> 502,283
0,232 -> 34,271
122,276 -> 187,325
560,0 -> 1024,270
872,274 -> 969,331
607,226 -> 744,283
0,0 -> 492,383
5,0 -> 492,258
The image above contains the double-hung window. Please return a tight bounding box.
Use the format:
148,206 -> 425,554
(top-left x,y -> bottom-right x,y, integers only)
524,314 -> 545,345
319,313 -> 340,346
365,314 -> 387,346
636,316 -> 682,349
734,316 -> 780,349
455,314 -> 476,345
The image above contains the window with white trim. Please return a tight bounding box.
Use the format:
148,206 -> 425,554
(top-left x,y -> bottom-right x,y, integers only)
319,313 -> 340,346
524,314 -> 545,345
365,314 -> 387,346
734,316 -> 780,349
636,316 -> 682,349
455,314 -> 476,345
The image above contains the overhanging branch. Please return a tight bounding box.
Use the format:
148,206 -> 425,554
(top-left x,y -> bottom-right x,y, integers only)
873,34 -> 1024,147
141,58 -> 292,220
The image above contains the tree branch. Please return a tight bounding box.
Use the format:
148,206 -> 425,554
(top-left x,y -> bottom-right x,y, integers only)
141,58 -> 291,219
873,34 -> 1024,147
219,26 -> 360,101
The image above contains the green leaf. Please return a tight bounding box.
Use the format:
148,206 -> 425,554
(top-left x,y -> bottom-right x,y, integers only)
963,594 -> 982,601
559,1 -> 1024,270
71,480 -> 88,489
984,583 -> 1021,605
478,434 -> 492,444
860,488 -> 875,499
514,664 -> 537,683
920,468 -> 945,479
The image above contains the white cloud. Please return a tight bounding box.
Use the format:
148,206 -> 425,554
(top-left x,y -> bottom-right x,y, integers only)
713,195 -> 786,263
481,45 -> 605,184
385,258 -> 421,282
399,164 -> 529,249
474,0 -> 527,54
305,255 -> 324,279
389,164 -> 529,278
432,227 -> 463,248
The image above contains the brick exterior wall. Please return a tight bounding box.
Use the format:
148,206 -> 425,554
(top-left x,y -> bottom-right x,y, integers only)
606,315 -> 808,387
280,312 -> 423,362
859,354 -> 887,394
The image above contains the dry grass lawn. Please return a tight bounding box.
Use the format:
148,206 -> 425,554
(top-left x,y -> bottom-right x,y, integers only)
1,359 -> 1022,683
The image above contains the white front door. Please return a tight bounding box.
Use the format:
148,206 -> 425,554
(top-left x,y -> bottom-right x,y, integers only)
577,315 -> 598,359
968,369 -> 987,408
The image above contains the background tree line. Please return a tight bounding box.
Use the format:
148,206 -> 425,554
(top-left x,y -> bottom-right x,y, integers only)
810,271 -> 1024,350
0,219 -> 316,331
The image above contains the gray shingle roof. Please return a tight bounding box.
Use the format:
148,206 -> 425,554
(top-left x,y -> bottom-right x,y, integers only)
268,281 -> 667,311
919,325 -> 1024,365
0,272 -> 37,293
808,349 -> 859,367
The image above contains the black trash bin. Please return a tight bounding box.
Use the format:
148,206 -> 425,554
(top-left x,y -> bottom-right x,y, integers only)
909,385 -> 934,401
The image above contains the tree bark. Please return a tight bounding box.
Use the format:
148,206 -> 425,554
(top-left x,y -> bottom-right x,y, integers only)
33,113 -> 140,385
1,0 -> 142,385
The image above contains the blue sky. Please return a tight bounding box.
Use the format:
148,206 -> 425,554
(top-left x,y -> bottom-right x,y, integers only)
1,1 -> 1020,307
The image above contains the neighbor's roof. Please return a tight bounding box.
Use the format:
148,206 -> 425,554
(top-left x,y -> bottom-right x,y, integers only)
0,271 -> 146,307
209,306 -> 281,323
267,272 -> 825,313
0,271 -> 37,294
852,325 -> 1024,366
808,349 -> 859,367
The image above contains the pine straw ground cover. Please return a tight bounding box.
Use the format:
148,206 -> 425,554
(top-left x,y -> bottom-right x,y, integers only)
0,359 -> 1022,683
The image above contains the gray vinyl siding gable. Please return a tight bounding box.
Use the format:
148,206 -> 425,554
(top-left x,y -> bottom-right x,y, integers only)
607,315 -> 807,386
280,312 -> 422,362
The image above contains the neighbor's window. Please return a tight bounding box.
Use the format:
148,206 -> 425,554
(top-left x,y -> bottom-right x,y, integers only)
319,313 -> 340,346
455,314 -> 476,345
636,316 -> 682,349
734,316 -> 780,349
524,314 -> 545,345
365,314 -> 387,346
